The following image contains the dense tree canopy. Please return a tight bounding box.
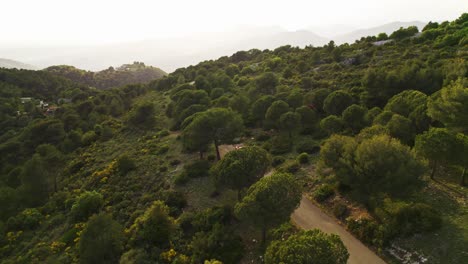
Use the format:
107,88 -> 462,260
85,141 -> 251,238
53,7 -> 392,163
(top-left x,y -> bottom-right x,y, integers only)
211,146 -> 270,200
235,173 -> 301,243
265,229 -> 349,264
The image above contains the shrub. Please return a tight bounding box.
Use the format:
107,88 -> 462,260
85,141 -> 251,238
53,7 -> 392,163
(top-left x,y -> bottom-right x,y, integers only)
313,184 -> 334,202
297,153 -> 310,164
170,159 -> 181,166
346,217 -> 383,246
296,140 -> 320,154
158,145 -> 170,154
378,202 -> 442,238
7,208 -> 43,230
120,249 -> 152,264
128,201 -> 175,247
279,160 -> 301,174
393,203 -> 441,235
332,202 -> 348,220
190,224 -> 244,264
157,130 -> 170,138
272,156 -> 285,167
207,154 -> 216,161
270,136 -> 292,154
184,160 -> 210,178
80,214 -> 124,264
256,132 -> 271,141
161,190 -> 187,215
116,155 -> 136,175
81,131 -> 98,146
71,191 -> 104,221
174,173 -> 190,185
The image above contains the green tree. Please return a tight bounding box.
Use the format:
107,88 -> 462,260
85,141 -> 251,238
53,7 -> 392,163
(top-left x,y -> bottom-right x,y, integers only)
304,88 -> 331,114
211,146 -> 270,200
79,214 -> 124,264
265,100 -> 290,128
251,95 -> 274,125
286,90 -> 303,109
183,108 -> 244,160
353,135 -> 425,194
128,102 -> 156,129
320,134 -> 425,196
254,72 -> 279,95
320,115 -> 344,135
71,191 -> 104,221
342,104 -> 368,133
427,78 -> 468,132
190,224 -> 244,264
415,128 -> 458,179
265,229 -> 349,264
128,201 -> 175,248
296,106 -> 319,133
280,111 -> 301,139
386,114 -> 414,145
323,90 -> 353,115
385,90 -> 428,117
235,172 -> 301,244
36,144 -> 64,192
20,154 -> 49,207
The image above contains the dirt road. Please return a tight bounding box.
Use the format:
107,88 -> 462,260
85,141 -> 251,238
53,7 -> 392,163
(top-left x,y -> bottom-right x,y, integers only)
292,196 -> 386,264
219,144 -> 386,264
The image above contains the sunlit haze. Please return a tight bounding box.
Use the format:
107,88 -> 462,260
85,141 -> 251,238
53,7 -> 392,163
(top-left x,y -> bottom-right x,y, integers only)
1,0 -> 466,46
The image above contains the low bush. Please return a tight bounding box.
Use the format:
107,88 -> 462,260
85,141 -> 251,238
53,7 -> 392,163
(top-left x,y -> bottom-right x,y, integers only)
297,152 -> 310,164
157,145 -> 170,154
256,132 -> 271,141
184,160 -> 210,178
7,208 -> 43,230
279,160 -> 301,174
170,159 -> 181,166
161,190 -> 187,216
313,184 -> 335,202
332,201 -> 349,220
296,140 -> 320,154
71,191 -> 104,221
346,217 -> 384,246
272,156 -> 285,167
81,131 -> 98,146
270,136 -> 292,155
377,201 -> 442,238
116,155 -> 136,175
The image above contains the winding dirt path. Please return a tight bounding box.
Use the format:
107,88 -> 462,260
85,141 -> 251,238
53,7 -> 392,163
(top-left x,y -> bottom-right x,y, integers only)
292,197 -> 386,264
219,144 -> 386,264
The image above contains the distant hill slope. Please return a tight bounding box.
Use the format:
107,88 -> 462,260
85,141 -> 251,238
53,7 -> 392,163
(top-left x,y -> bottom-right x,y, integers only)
0,58 -> 37,70
44,62 -> 167,89
1,21 -> 428,72
333,21 -> 427,44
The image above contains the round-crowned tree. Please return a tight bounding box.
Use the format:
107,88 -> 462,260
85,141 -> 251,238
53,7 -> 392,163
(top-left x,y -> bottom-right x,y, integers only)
265,229 -> 349,264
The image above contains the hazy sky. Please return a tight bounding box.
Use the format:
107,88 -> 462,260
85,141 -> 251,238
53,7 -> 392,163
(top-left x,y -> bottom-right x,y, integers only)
1,0 -> 466,46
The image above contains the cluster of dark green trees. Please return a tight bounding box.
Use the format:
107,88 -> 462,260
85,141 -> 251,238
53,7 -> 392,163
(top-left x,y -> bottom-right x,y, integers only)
45,62 -> 167,89
0,12 -> 466,264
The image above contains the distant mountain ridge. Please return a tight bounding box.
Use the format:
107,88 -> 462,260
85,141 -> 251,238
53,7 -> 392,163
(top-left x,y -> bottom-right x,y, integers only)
0,21 -> 427,72
0,58 -> 37,70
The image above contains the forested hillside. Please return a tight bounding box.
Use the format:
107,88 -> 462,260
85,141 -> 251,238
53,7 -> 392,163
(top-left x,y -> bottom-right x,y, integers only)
44,62 -> 167,89
0,13 -> 467,264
